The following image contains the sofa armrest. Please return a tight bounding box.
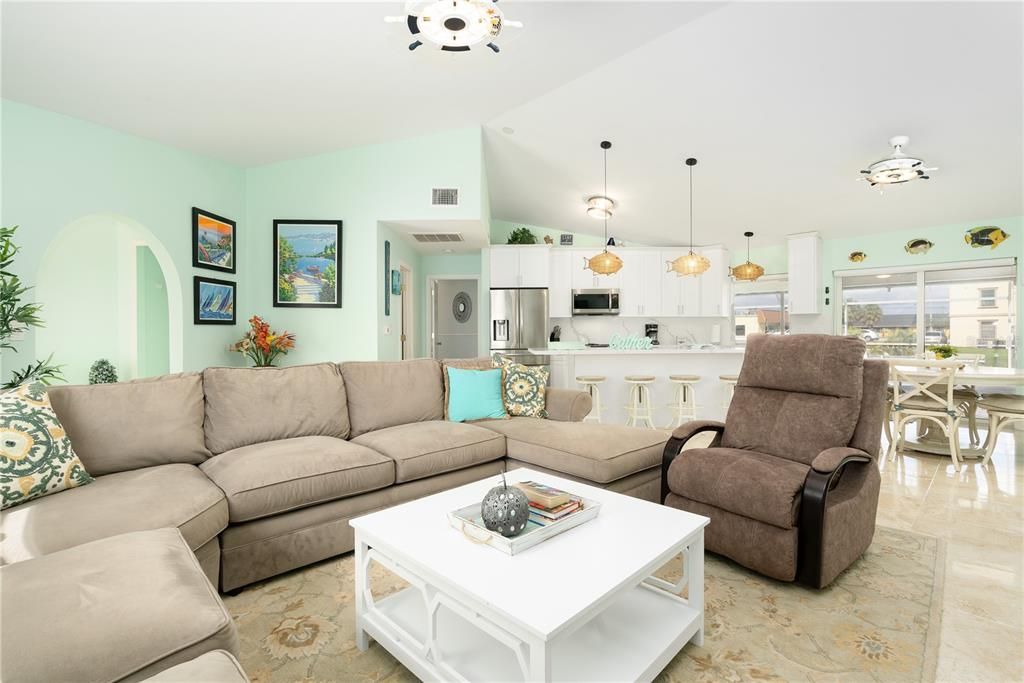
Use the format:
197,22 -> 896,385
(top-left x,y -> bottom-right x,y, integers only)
660,420 -> 726,503
545,387 -> 593,422
797,447 -> 873,587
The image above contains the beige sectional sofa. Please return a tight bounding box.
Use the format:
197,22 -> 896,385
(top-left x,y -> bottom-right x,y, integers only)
3,358 -> 670,598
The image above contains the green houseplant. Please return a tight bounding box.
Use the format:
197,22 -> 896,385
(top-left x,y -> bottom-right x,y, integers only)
928,344 -> 956,359
0,226 -> 64,389
88,359 -> 118,384
506,227 -> 538,245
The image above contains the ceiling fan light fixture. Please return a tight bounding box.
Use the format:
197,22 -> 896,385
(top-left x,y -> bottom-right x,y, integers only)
385,0 -> 522,53
859,135 -> 937,189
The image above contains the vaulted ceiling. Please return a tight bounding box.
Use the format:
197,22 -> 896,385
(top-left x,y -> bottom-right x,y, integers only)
4,1 -> 1021,251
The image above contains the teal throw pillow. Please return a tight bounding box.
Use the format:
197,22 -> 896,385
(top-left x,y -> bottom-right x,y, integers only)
446,368 -> 507,422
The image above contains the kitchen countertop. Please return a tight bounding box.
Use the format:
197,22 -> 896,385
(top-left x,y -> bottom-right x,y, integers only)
529,347 -> 745,355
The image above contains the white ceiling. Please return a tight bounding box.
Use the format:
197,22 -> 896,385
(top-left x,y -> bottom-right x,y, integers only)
4,2 -> 1022,252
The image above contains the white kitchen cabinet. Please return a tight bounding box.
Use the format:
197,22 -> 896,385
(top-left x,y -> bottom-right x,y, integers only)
488,246 -> 551,288
548,249 -> 573,318
618,250 -> 664,317
659,250 -> 702,317
698,246 -> 730,317
571,249 -> 620,290
787,233 -> 821,314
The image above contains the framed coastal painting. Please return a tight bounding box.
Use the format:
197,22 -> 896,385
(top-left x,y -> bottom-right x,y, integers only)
273,219 -> 343,308
193,276 -> 236,325
192,207 -> 236,273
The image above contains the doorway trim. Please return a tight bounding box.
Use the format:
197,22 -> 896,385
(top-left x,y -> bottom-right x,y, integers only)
427,274 -> 481,360
399,261 -> 414,360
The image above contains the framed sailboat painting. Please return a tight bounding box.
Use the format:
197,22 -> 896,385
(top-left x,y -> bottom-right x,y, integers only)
193,276 -> 236,325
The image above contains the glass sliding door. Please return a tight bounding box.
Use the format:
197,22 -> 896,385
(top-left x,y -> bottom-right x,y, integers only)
836,260 -> 1017,365
839,272 -> 919,358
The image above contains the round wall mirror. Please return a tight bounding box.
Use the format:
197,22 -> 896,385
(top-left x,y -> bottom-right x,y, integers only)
452,291 -> 472,323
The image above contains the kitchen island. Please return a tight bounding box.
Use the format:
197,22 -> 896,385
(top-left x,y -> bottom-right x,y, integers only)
530,347 -> 745,425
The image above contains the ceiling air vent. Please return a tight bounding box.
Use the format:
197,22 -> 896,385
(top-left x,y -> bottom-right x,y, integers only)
411,233 -> 465,243
431,187 -> 459,206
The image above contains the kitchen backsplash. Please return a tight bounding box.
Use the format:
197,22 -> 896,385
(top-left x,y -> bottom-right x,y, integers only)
550,317 -> 733,347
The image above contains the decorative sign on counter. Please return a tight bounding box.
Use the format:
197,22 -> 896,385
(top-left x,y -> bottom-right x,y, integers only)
608,334 -> 654,350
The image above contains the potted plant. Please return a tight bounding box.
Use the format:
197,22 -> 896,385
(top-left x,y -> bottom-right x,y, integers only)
88,359 -> 118,384
506,227 -> 538,245
928,344 -> 956,359
0,226 -> 64,388
231,316 -> 296,367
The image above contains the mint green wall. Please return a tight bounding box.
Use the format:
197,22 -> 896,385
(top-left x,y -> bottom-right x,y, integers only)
378,224 -> 422,361
245,127 -> 484,365
490,219 -> 606,247
137,245 -> 170,378
0,100 -> 247,384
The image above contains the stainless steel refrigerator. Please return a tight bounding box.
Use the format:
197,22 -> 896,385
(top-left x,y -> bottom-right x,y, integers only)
490,288 -> 549,367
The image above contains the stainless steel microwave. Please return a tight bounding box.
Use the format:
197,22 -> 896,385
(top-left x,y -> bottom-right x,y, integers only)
572,289 -> 620,316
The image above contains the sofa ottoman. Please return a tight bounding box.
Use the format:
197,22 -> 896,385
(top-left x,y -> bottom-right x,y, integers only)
142,651 -> 248,682
0,528 -> 238,683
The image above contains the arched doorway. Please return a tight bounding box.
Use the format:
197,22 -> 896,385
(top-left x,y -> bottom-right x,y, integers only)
35,213 -> 183,384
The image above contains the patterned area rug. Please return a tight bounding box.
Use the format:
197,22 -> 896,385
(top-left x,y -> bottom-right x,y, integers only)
225,526 -> 944,682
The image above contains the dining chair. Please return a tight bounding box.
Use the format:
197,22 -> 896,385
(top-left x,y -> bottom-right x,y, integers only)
886,359 -> 968,471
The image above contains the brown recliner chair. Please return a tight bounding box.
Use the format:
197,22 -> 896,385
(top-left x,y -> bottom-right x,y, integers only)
661,334 -> 887,588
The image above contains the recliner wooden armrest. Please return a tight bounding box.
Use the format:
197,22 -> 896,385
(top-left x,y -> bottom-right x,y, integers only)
660,420 -> 726,503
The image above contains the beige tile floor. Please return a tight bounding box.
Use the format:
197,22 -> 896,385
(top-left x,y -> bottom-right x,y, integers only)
879,425 -> 1024,682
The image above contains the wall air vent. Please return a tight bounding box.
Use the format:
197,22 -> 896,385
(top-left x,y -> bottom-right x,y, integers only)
431,187 -> 460,206
411,233 -> 465,243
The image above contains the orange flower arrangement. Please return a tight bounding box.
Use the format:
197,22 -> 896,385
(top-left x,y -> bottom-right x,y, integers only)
231,316 -> 296,367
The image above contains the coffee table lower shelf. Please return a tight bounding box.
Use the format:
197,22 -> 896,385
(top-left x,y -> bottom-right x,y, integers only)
364,581 -> 700,682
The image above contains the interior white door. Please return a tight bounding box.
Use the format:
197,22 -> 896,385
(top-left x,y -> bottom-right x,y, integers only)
434,279 -> 478,359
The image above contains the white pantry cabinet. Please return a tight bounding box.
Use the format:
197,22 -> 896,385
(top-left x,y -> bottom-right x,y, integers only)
548,249 -> 573,318
659,250 -> 702,317
787,233 -> 821,315
489,246 -> 551,288
698,246 -> 730,317
617,250 -> 664,317
571,249 -> 621,290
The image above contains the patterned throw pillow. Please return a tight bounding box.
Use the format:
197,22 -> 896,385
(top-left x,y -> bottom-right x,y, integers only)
494,356 -> 549,418
1,383 -> 93,509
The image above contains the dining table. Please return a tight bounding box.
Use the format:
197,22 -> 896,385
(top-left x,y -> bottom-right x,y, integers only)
888,363 -> 1024,459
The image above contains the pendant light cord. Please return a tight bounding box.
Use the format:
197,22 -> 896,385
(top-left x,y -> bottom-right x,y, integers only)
603,144 -> 609,249
688,161 -> 694,252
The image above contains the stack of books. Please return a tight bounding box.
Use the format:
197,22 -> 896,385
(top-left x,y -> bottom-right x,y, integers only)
513,480 -> 583,527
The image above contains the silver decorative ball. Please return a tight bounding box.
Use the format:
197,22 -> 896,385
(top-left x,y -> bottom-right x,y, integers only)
481,483 -> 530,537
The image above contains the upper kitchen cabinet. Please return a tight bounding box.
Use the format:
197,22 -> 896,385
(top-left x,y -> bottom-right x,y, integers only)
617,250 -> 664,317
571,249 -> 621,290
698,246 -> 730,317
787,232 -> 821,314
659,249 -> 702,317
548,249 -> 573,318
488,246 -> 551,288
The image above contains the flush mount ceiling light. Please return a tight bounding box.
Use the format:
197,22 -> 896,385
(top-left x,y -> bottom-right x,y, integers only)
584,141 -> 623,276
668,158 -> 711,277
730,231 -> 764,282
385,0 -> 522,53
859,136 -> 937,189
585,195 -> 616,219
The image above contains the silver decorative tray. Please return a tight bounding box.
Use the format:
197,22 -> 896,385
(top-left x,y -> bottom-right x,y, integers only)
447,495 -> 601,556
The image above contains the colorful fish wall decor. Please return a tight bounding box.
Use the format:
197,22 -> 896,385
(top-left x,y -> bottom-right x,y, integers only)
965,226 -> 1010,249
904,239 -> 934,255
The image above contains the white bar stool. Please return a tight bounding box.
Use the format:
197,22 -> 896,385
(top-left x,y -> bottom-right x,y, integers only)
720,374 -> 739,413
666,374 -> 701,429
575,375 -> 606,424
625,375 -> 657,429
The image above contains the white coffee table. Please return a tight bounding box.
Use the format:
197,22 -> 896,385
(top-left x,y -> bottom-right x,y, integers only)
350,468 -> 709,682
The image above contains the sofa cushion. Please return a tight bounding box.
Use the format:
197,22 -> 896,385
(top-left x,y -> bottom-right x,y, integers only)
340,359 -> 444,437
200,436 -> 394,522
203,363 -> 349,454
441,357 -> 499,420
143,650 -> 248,683
47,372 -> 210,476
495,357 -> 549,418
0,529 -> 238,683
477,418 -> 669,484
446,368 -> 507,422
352,421 -> 506,484
1,463 -> 227,564
666,447 -> 810,529
1,382 -> 93,510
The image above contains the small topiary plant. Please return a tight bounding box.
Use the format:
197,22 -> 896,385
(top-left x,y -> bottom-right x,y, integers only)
506,226 -> 538,245
88,359 -> 118,384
